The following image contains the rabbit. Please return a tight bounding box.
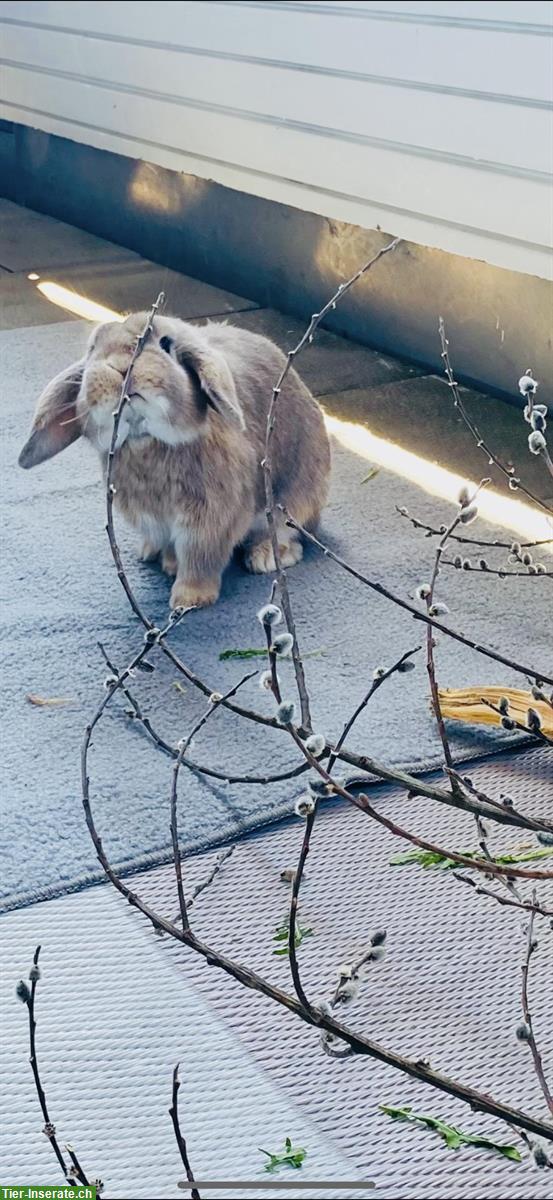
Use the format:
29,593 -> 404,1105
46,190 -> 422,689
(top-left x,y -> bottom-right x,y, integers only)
19,312 -> 331,609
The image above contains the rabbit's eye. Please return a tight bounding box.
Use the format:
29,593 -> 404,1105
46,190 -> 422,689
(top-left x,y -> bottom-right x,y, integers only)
160,335 -> 174,355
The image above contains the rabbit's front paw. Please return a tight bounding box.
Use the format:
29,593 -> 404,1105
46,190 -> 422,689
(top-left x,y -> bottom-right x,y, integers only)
170,579 -> 220,610
245,537 -> 303,574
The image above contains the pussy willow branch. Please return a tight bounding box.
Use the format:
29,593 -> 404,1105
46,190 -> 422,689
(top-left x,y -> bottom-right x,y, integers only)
19,946 -> 91,1188
521,900 -> 553,1117
280,722 -> 553,882
282,510 -> 553,688
453,873 -> 553,919
79,693 -> 553,1140
396,507 -> 553,549
287,646 -> 421,1009
425,483 -> 490,773
481,698 -> 552,747
106,646 -> 552,831
170,672 -> 256,930
438,317 -> 553,517
170,1065 -> 200,1200
81,598 -> 553,1138
262,236 -> 401,730
105,293 -> 165,626
442,559 -> 553,579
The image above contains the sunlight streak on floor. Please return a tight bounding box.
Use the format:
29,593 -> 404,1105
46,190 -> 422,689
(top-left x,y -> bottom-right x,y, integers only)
325,413 -> 553,544
36,282 -> 124,324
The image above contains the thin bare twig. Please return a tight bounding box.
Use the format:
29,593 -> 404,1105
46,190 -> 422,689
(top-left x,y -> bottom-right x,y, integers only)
438,317 -> 552,516
170,1065 -> 200,1200
19,947 -> 91,1187
520,898 -> 553,1117
262,236 -> 401,729
170,673 -> 255,929
282,509 -> 553,687
453,873 -> 553,919
396,507 -> 553,550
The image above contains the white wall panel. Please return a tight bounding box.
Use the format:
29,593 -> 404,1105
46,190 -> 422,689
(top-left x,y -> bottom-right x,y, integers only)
1,0 -> 552,277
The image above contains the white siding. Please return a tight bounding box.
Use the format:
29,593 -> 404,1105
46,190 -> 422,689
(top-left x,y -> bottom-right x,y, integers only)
1,0 -> 552,278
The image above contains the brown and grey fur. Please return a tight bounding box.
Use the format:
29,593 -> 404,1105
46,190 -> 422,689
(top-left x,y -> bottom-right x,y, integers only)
19,312 -> 330,608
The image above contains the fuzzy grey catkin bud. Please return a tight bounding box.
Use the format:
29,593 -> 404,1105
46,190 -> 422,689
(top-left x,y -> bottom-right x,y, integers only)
479,558 -> 489,571
29,965 -> 41,983
415,584 -> 431,600
336,977 -> 360,1003
498,696 -> 510,715
368,944 -> 386,961
259,670 -> 274,691
305,733 -> 326,757
276,700 -> 296,725
295,794 -> 315,818
462,558 -> 472,570
457,485 -> 471,507
257,603 -> 282,627
508,477 -> 520,490
535,563 -> 547,575
532,1143 -> 550,1169
501,716 -> 515,730
510,542 -> 521,556
373,665 -> 386,679
516,1021 -> 531,1042
527,708 -> 542,732
337,963 -> 354,980
522,552 -> 533,566
429,602 -> 450,617
459,505 -> 478,525
528,430 -> 546,454
371,929 -> 387,946
528,563 -> 538,575
536,832 -> 553,846
530,410 -> 546,432
397,658 -> 416,673
518,371 -> 538,397
271,631 -> 294,656
16,980 -> 31,1004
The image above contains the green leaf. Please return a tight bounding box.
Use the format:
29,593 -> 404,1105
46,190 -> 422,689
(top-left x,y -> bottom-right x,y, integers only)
219,646 -> 327,661
360,466 -> 380,485
379,1105 -> 522,1161
272,918 -> 314,956
390,845 -> 552,871
259,1138 -> 307,1173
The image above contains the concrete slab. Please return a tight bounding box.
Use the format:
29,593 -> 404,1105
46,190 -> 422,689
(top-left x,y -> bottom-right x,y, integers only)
0,198 -> 143,272
321,375 -> 552,503
215,307 -> 421,396
0,259 -> 258,330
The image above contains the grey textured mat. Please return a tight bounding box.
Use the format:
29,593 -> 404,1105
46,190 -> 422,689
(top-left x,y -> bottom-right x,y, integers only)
0,884 -> 364,1200
2,317 -> 551,909
1,750 -> 550,1198
134,747 -> 553,1199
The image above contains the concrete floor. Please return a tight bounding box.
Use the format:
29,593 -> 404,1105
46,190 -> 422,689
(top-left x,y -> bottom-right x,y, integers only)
2,197 -> 550,506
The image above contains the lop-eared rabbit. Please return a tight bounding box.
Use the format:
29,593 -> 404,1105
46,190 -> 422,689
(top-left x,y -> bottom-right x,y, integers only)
19,313 -> 331,609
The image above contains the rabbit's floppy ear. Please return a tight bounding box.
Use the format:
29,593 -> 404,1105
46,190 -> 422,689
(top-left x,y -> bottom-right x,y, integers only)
161,330 -> 245,430
19,360 -> 86,468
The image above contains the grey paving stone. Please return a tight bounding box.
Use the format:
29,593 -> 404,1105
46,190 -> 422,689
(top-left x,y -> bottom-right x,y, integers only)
0,259 -> 258,330
0,197 -> 144,271
208,307 -> 421,396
